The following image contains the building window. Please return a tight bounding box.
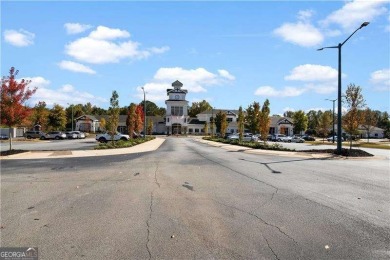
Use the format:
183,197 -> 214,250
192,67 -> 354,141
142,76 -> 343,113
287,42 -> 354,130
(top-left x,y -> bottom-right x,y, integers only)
189,128 -> 193,133
227,118 -> 233,123
195,129 -> 199,133
167,118 -> 170,123
171,106 -> 183,116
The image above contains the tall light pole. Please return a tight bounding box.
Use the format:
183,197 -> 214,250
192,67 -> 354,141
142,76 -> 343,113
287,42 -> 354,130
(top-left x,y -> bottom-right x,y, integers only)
318,22 -> 369,154
141,87 -> 146,138
67,103 -> 74,131
326,98 -> 337,143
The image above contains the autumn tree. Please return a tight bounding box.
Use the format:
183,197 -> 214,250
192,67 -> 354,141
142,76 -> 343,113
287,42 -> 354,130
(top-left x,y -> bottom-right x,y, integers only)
126,103 -> 137,139
237,106 -> 245,141
343,84 -> 365,149
306,110 -> 322,135
203,122 -> 209,136
258,99 -> 271,142
47,104 -> 67,130
317,111 -> 332,142
292,110 -> 308,134
134,105 -> 144,135
220,112 -> 228,137
245,102 -> 260,134
31,101 -> 49,130
99,118 -> 106,132
283,111 -> 294,118
361,108 -> 378,142
188,100 -> 212,117
147,119 -> 153,135
1,67 -> 37,150
107,91 -> 120,144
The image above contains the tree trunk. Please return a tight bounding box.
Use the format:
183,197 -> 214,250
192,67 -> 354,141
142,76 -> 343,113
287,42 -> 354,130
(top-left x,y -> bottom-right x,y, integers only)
8,127 -> 12,151
367,130 -> 370,143
349,137 -> 352,151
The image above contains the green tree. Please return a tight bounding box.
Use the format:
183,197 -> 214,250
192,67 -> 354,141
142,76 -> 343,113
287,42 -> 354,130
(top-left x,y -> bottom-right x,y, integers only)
361,108 -> 378,142
139,100 -> 165,116
214,111 -> 224,134
258,99 -> 271,142
48,104 -> 67,130
343,84 -> 365,149
377,111 -> 390,138
237,106 -> 245,141
306,110 -> 322,135
31,101 -> 49,130
292,110 -> 308,134
317,111 -> 332,142
91,105 -> 107,115
283,111 -> 294,118
188,100 -> 212,117
245,102 -> 260,134
107,91 -> 120,145
82,102 -> 93,115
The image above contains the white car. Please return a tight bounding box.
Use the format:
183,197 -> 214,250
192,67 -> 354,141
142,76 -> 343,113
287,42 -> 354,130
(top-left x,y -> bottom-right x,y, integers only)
71,131 -> 86,139
281,136 -> 292,142
291,136 -> 305,143
96,132 -> 130,143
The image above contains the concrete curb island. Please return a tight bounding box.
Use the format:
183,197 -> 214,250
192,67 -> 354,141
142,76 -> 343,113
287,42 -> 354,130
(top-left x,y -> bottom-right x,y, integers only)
0,138 -> 166,160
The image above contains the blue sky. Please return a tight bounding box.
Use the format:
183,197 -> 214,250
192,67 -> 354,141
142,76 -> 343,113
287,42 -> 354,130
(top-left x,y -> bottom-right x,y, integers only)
2,1 -> 389,115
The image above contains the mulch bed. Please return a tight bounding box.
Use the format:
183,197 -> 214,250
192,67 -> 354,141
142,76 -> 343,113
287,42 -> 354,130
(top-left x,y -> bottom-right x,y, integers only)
0,150 -> 28,156
300,148 -> 374,157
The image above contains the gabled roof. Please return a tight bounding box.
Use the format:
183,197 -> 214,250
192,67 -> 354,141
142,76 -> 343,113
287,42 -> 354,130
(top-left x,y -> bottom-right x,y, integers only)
172,80 -> 183,87
75,115 -> 99,121
198,109 -> 239,115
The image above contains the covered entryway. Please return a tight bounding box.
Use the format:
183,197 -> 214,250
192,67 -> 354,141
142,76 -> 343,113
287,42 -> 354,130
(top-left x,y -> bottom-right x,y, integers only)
172,123 -> 182,135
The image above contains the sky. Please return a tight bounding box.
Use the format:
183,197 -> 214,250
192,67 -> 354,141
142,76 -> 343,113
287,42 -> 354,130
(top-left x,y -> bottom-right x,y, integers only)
2,0 -> 390,116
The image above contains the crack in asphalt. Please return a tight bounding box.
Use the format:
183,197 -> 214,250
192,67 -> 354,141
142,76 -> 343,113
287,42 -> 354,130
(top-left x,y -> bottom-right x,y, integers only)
146,191 -> 154,260
146,161 -> 161,259
186,142 -> 280,193
212,198 -> 298,246
263,235 -> 280,260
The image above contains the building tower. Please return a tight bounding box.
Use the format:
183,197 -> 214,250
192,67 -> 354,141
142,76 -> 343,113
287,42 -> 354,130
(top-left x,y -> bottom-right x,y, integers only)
165,80 -> 189,135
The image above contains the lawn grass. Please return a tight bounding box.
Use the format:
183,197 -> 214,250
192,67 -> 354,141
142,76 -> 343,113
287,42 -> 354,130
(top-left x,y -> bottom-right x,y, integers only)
310,140 -> 390,150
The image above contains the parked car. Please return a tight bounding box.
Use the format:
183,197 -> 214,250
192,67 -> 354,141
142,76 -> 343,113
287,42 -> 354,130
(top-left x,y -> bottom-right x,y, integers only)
24,131 -> 46,139
70,131 -> 86,139
227,133 -> 258,142
0,134 -> 9,140
271,134 -> 286,142
96,132 -> 130,143
41,131 -> 66,140
65,132 -> 78,139
291,136 -> 305,143
302,135 -> 315,141
327,136 -> 344,142
281,136 -> 293,142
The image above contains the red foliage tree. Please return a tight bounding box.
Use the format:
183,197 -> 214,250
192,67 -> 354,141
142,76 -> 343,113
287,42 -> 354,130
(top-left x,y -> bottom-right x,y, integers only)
134,105 -> 144,134
1,67 -> 37,150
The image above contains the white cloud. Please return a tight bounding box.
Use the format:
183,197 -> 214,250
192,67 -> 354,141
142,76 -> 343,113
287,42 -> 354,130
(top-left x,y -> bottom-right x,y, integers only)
4,29 -> 35,47
273,21 -> 324,47
321,0 -> 387,31
297,9 -> 315,22
218,69 -> 236,80
24,76 -> 107,107
136,67 -> 235,103
89,26 -> 130,40
284,64 -> 342,94
65,26 -> 169,64
370,68 -> 390,91
64,23 -> 93,34
254,86 -> 307,97
285,64 -> 340,82
58,60 -> 96,74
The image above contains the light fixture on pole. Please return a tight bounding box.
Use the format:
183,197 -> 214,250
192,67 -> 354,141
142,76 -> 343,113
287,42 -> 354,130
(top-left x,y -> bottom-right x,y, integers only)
141,87 -> 146,138
317,22 -> 369,154
326,98 -> 337,143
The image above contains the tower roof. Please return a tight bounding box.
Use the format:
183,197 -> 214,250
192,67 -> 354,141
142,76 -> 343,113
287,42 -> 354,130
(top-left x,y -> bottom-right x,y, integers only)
172,80 -> 183,88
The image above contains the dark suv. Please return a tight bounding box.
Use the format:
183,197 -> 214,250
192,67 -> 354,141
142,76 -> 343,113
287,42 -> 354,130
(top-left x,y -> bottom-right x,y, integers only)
24,131 -> 46,139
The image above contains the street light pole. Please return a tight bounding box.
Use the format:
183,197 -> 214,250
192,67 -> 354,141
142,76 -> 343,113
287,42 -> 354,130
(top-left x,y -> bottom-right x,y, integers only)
326,98 -> 337,143
141,87 -> 146,138
67,103 -> 74,131
317,22 -> 369,154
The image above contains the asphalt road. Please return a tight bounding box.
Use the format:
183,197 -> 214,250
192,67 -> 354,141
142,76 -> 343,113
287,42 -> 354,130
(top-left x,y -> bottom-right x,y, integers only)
1,137 -> 389,259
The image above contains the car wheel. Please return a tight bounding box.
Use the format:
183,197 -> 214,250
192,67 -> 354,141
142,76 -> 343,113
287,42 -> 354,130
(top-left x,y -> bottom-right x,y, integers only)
120,137 -> 127,141
98,137 -> 107,143
40,136 -> 45,140
27,136 -> 32,139
55,136 -> 60,140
